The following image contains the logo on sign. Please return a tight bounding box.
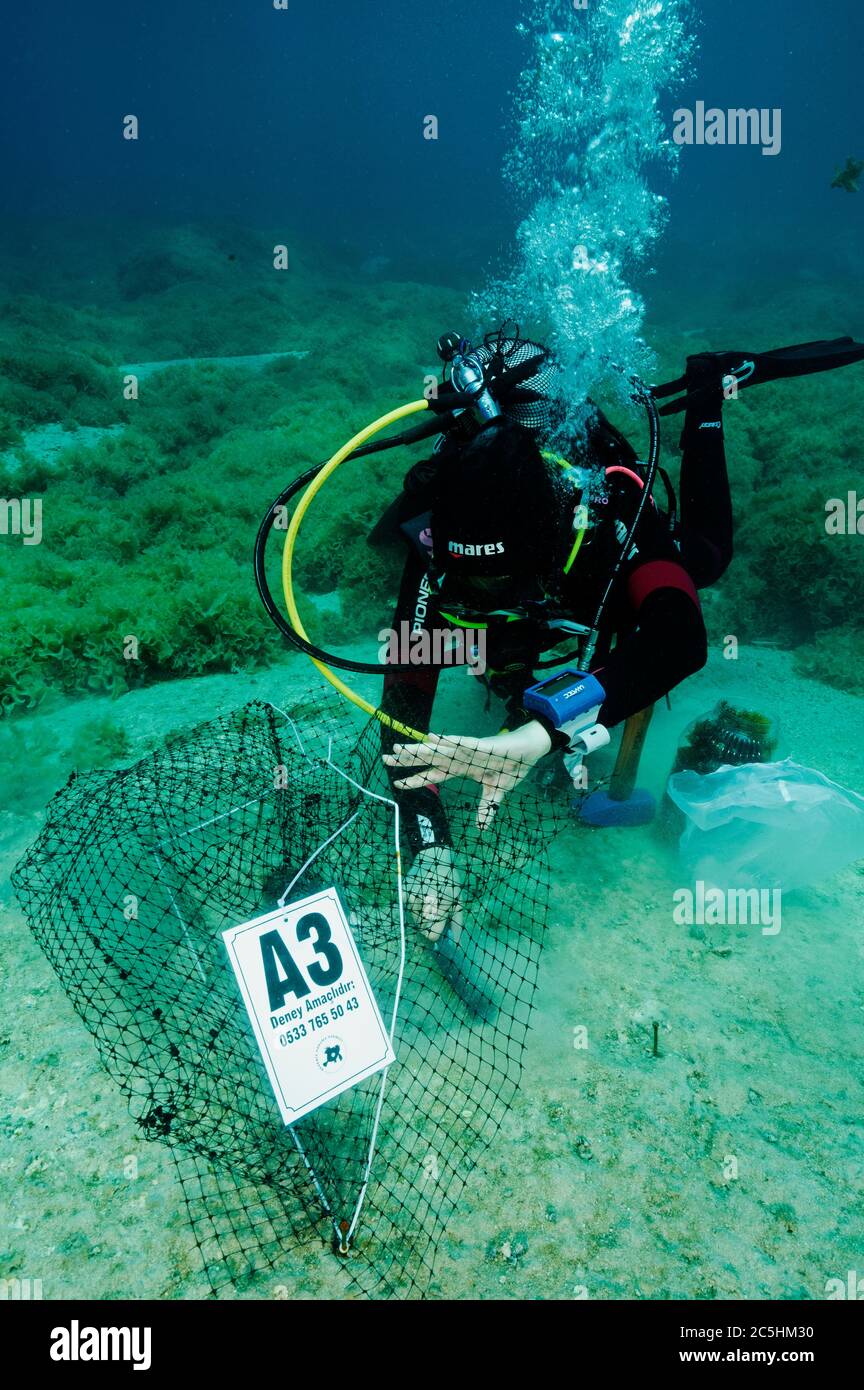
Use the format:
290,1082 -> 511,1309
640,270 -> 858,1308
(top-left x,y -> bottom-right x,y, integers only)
316,1037 -> 345,1071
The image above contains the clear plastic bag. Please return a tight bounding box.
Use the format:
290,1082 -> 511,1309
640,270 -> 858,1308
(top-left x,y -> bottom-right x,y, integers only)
667,758 -> 864,891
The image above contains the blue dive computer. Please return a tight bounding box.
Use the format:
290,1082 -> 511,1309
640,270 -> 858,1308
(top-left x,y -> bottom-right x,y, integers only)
523,670 -> 609,752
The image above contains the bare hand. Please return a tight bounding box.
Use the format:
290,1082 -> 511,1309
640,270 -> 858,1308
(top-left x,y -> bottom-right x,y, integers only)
384,722 -> 552,830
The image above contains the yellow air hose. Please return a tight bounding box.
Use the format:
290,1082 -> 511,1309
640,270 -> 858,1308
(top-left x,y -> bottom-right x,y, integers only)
282,400 -> 432,742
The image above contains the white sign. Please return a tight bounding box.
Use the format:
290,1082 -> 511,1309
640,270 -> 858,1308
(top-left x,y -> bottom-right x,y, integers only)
222,888 -> 396,1125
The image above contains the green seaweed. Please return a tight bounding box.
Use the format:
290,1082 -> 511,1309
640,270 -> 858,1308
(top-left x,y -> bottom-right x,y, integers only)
0,226 -> 861,715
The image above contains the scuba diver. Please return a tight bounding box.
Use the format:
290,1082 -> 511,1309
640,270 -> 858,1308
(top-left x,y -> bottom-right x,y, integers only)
256,324 -> 864,966
371,327 -> 864,945
374,328 -> 730,942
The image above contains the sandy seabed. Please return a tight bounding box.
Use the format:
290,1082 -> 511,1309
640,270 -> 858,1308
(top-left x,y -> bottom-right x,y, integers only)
2,637 -> 863,1301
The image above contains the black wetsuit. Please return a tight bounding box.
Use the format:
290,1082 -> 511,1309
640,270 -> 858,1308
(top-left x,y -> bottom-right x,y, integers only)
379,385 -> 733,855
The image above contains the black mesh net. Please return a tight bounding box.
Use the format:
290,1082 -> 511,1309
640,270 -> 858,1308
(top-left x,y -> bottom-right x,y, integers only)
12,688 -> 569,1299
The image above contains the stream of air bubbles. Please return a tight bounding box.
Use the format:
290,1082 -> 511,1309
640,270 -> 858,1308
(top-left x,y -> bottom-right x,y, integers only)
477,0 -> 695,440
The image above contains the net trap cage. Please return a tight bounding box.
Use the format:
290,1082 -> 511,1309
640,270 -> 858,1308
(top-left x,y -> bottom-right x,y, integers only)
12,689 -> 568,1299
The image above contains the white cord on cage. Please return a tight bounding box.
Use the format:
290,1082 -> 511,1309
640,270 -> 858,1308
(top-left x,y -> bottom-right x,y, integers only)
319,738 -> 406,1250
